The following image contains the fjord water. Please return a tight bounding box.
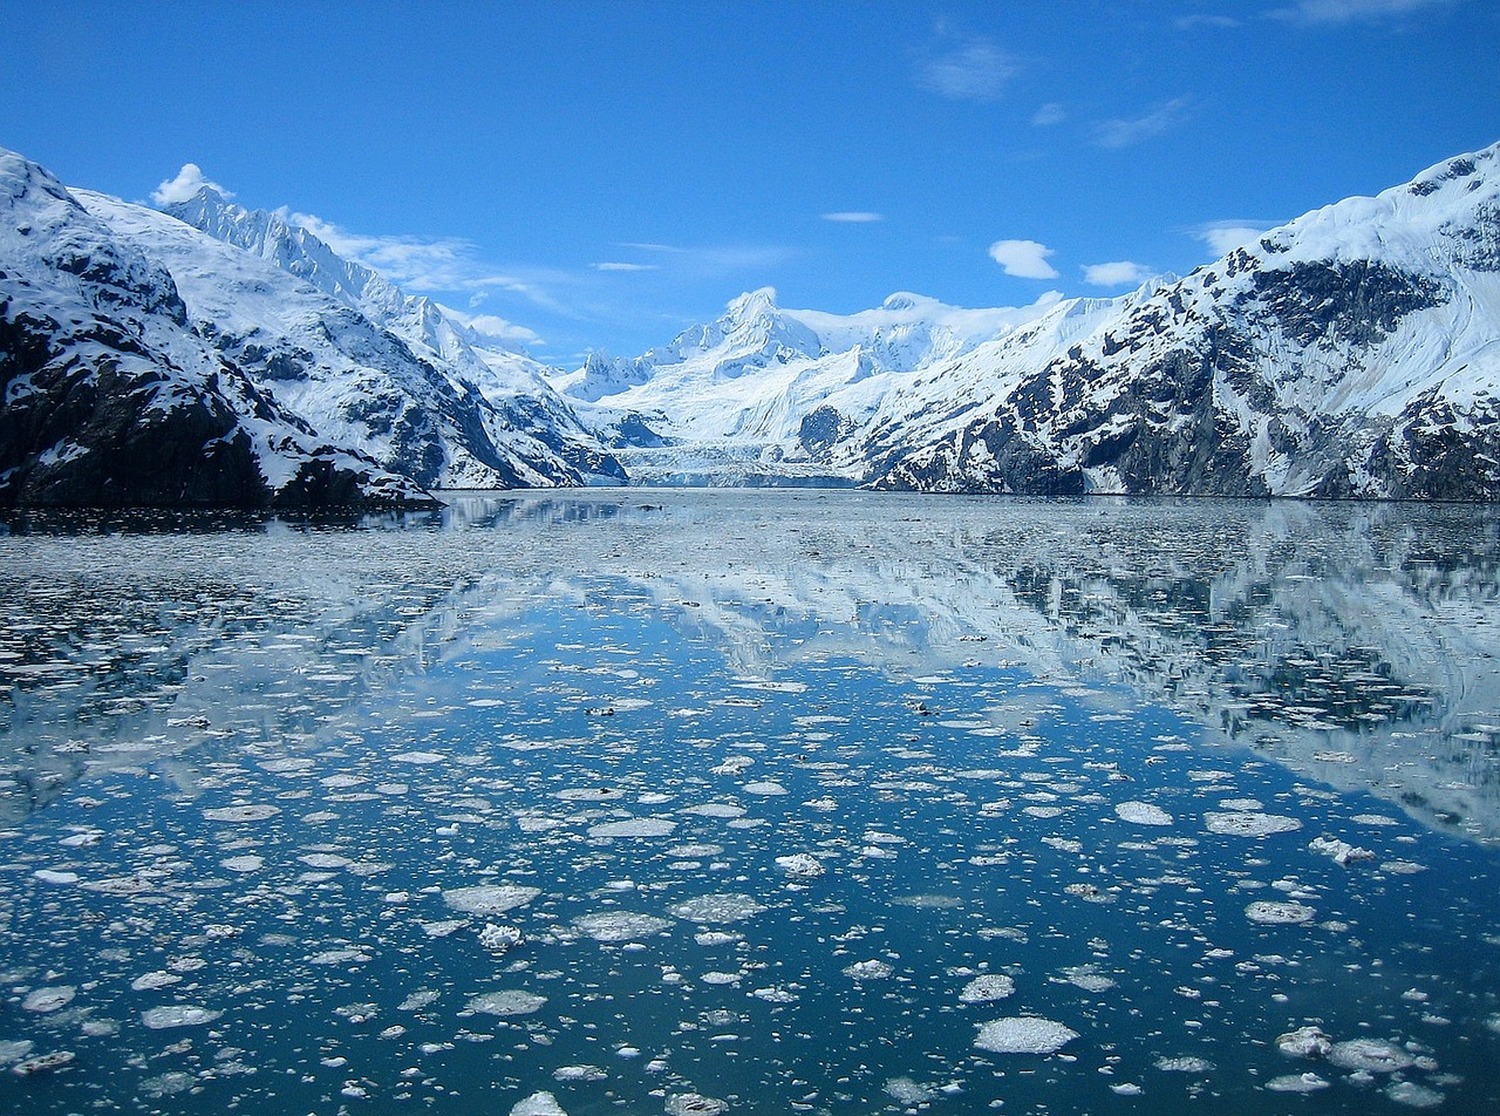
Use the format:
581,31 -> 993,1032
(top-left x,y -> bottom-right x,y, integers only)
1,491 -> 1498,1115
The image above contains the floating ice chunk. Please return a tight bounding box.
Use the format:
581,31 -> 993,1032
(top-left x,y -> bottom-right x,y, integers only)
443,885 -> 542,916
744,781 -> 787,796
0,1040 -> 34,1065
843,960 -> 893,981
1246,901 -> 1316,925
32,869 -> 79,885
220,855 -> 264,873
1265,1072 -> 1330,1093
1353,814 -> 1400,826
1327,1039 -> 1415,1073
553,1065 -> 607,1082
751,986 -> 799,1003
1386,1081 -> 1445,1108
141,1005 -> 222,1029
1276,1026 -> 1333,1058
203,804 -> 281,823
573,912 -> 673,942
774,853 -> 824,878
701,971 -> 743,985
477,924 -> 523,952
959,974 -> 1015,1003
669,894 -> 766,924
974,1017 -> 1079,1054
885,1077 -> 936,1104
665,1093 -> 728,1115
681,803 -> 746,818
131,972 -> 182,992
1115,801 -> 1173,826
398,990 -> 440,1012
588,818 -> 677,839
1308,836 -> 1376,866
299,853 -> 353,869
391,751 -> 445,764
1155,1056 -> 1213,1072
467,990 -> 546,1016
1205,812 -> 1302,837
1060,965 -> 1116,993
1110,1083 -> 1143,1096
10,1050 -> 75,1075
22,986 -> 75,1013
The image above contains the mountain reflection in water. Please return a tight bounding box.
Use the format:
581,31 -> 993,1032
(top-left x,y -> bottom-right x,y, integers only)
2,492 -> 1497,841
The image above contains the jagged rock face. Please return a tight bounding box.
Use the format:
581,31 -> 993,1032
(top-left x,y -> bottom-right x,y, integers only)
870,144 -> 1500,499
0,149 -> 431,509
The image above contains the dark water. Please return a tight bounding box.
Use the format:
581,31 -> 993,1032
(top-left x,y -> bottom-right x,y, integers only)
1,491 -> 1497,1114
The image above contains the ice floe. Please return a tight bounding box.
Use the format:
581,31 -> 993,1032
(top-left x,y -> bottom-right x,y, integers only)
974,1017 -> 1079,1054
1245,900 -> 1316,925
1115,801 -> 1173,826
202,804 -> 281,822
443,884 -> 542,915
1204,811 -> 1303,837
573,912 -> 673,942
141,1005 -> 222,1029
669,893 -> 766,923
466,990 -> 547,1016
959,974 -> 1015,1003
510,1090 -> 567,1115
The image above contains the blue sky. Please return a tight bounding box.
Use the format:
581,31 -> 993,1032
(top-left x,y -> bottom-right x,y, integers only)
4,0 -> 1497,362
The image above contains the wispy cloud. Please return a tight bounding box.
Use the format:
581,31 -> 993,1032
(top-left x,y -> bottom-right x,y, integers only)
1093,97 -> 1193,148
438,304 -> 545,348
821,211 -> 885,223
1269,0 -> 1459,23
1083,261 -> 1155,287
617,241 -> 797,275
989,239 -> 1059,279
283,210 -> 574,315
915,36 -> 1017,102
592,261 -> 659,272
1175,13 -> 1244,28
1031,102 -> 1066,126
1191,219 -> 1276,255
152,163 -> 233,205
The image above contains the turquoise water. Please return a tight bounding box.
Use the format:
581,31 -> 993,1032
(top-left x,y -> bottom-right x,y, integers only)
1,492 -> 1498,1114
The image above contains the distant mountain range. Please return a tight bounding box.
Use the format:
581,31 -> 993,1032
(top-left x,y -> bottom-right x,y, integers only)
2,142 -> 1498,506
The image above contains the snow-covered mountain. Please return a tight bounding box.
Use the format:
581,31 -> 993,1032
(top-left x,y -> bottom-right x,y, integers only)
164,189 -> 623,485
0,149 -> 430,509
553,287 -> 1061,485
567,143 -> 1500,498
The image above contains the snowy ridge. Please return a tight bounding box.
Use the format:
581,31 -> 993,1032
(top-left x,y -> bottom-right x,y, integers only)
564,142 -> 1500,498
554,286 -> 1065,485
163,189 -> 623,485
0,148 -> 430,508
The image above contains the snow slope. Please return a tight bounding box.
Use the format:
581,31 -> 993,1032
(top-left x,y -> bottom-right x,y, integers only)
0,148 -> 430,509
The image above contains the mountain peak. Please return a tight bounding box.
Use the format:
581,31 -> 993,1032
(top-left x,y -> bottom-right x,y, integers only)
724,286 -> 780,321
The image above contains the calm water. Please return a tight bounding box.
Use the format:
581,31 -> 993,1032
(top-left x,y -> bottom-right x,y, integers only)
1,491 -> 1498,1115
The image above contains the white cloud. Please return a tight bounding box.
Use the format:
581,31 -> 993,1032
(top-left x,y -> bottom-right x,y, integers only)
1031,102 -> 1066,126
282,209 -> 571,313
989,239 -> 1059,279
1192,220 -> 1275,255
1093,97 -> 1192,149
438,304 -> 545,348
822,211 -> 885,223
1270,0 -> 1458,23
916,37 -> 1016,102
1083,260 -> 1155,287
592,261 -> 659,271
1176,13 -> 1243,27
151,163 -> 233,206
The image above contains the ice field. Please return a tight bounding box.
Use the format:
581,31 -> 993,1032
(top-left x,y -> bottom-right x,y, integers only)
1,491 -> 1498,1114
